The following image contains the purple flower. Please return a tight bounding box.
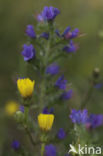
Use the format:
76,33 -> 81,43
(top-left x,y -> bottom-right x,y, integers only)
94,83 -> 103,89
21,44 -> 36,61
63,40 -> 77,53
70,109 -> 88,124
40,32 -> 49,40
57,128 -> 66,139
55,29 -> 61,37
61,89 -> 73,100
62,26 -> 71,37
46,63 -> 60,75
26,25 -> 36,38
70,28 -> 79,38
45,144 -> 57,156
12,140 -> 20,150
19,105 -> 24,113
55,75 -> 67,90
55,27 -> 79,40
87,114 -> 103,128
37,14 -> 43,22
63,28 -> 79,39
42,107 -> 54,114
37,6 -> 60,22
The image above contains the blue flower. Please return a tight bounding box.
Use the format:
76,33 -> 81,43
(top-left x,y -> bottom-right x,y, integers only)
37,6 -> 60,22
37,14 -> 43,22
12,140 -> 20,150
62,26 -> 71,37
40,32 -> 49,40
55,75 -> 67,90
55,29 -> 61,37
70,28 -> 79,38
45,144 -> 57,156
22,44 -> 36,61
61,89 -> 73,100
46,63 -> 60,75
94,83 -> 103,89
63,27 -> 79,39
57,128 -> 66,139
87,114 -> 103,128
70,109 -> 88,124
19,105 -> 24,113
42,107 -> 54,114
26,25 -> 36,38
63,40 -> 77,53
56,27 -> 79,40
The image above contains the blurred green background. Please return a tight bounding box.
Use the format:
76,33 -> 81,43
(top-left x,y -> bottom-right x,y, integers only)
0,0 -> 103,155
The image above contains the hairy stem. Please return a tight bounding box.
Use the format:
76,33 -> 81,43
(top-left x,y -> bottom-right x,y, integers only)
23,106 -> 37,147
39,40 -> 50,110
24,126 -> 36,146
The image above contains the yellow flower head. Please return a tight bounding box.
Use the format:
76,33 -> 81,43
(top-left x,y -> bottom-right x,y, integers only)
38,113 -> 54,131
5,101 -> 19,115
17,78 -> 35,98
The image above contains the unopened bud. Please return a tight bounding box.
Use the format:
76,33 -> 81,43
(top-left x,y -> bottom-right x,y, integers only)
93,68 -> 100,78
14,111 -> 24,123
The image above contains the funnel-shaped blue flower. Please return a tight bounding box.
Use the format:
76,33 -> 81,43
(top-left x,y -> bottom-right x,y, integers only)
46,63 -> 60,75
21,44 -> 36,61
37,6 -> 60,22
55,75 -> 67,90
26,25 -> 36,38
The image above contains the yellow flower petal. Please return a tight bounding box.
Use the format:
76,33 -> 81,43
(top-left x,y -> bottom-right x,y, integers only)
38,113 -> 54,131
17,78 -> 35,98
5,101 -> 19,116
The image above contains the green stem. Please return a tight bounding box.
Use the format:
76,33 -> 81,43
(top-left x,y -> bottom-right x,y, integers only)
23,106 -> 37,146
24,126 -> 37,146
40,80 -> 46,110
24,106 -> 29,123
80,86 -> 93,109
39,40 -> 50,110
39,25 -> 54,156
41,143 -> 45,156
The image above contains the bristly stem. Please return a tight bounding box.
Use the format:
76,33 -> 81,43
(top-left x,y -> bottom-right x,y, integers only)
23,106 -> 37,147
39,37 -> 51,110
24,126 -> 36,146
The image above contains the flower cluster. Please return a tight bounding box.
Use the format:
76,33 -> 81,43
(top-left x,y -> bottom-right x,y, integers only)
37,6 -> 60,22
70,109 -> 103,129
70,109 -> 88,124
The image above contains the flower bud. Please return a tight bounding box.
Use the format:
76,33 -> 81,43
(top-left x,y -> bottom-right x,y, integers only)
93,68 -> 100,78
38,113 -> 54,131
17,78 -> 35,98
14,111 -> 25,123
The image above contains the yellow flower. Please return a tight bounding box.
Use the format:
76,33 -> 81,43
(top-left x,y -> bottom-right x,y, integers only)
5,101 -> 19,115
17,78 -> 35,98
38,113 -> 54,131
